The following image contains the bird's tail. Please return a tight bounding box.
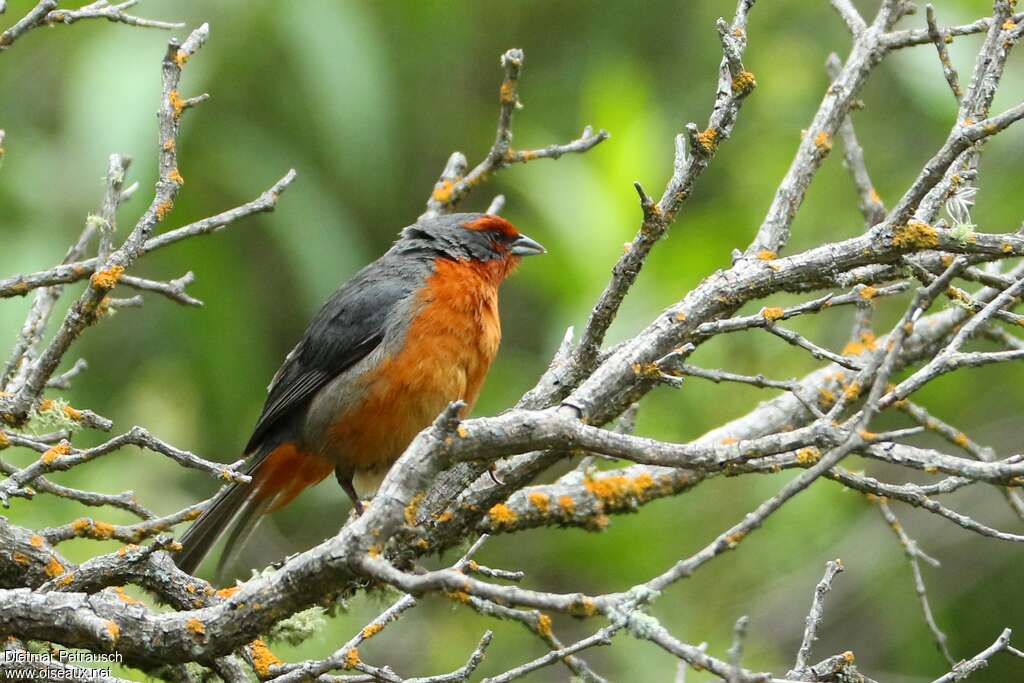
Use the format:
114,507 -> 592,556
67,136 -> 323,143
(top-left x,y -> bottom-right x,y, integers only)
174,442 -> 334,577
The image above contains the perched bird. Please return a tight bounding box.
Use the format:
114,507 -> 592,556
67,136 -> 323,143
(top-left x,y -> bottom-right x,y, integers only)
174,213 -> 544,575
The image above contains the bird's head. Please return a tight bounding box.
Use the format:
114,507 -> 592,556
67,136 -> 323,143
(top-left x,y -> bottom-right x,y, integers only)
399,213 -> 545,273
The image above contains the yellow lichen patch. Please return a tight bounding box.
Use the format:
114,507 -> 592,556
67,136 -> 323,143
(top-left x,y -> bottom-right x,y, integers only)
572,597 -> 597,617
842,650 -> 855,663
45,556 -> 65,578
843,382 -> 861,400
41,441 -> 72,464
62,405 -> 83,421
756,250 -> 777,260
445,590 -> 471,604
1003,19 -> 1017,30
113,587 -> 142,605
403,492 -> 425,526
558,495 -> 575,515
343,648 -> 361,669
71,518 -> 90,533
760,306 -> 785,321
583,472 -> 654,507
952,432 -> 970,448
185,583 -> 197,594
168,89 -> 186,117
361,622 -> 383,640
795,447 -> 821,465
488,503 -> 517,528
38,399 -> 54,412
366,545 -> 382,559
185,618 -> 205,635
156,199 -> 174,220
433,510 -> 454,523
869,187 -> 881,205
173,49 -> 189,68
90,265 -> 124,290
499,79 -> 516,103
892,220 -> 939,249
456,425 -> 469,438
0,432 -> 9,449
731,69 -> 756,93
813,131 -> 832,153
536,613 -> 553,637
675,311 -> 687,322
859,286 -> 877,300
818,388 -> 835,408
724,530 -> 747,547
12,552 -> 29,566
249,639 -> 283,677
167,541 -> 183,552
58,573 -> 74,587
215,586 -> 239,599
29,535 -> 44,548
843,331 -> 878,356
696,127 -> 718,153
431,179 -> 456,204
720,436 -> 738,445
857,430 -> 877,441
90,521 -> 115,540
528,491 -> 550,513
167,168 -> 184,185
105,621 -> 120,642
1002,242 -> 1015,254
162,138 -> 176,152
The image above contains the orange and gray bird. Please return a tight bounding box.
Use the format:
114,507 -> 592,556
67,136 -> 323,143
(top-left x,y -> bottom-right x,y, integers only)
174,213 -> 544,574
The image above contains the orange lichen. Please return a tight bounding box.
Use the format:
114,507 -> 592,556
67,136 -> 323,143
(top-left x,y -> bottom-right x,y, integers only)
675,311 -> 687,322
952,432 -> 970,448
842,650 -> 856,663
41,441 -> 72,464
45,556 -> 65,578
499,79 -> 516,103
842,331 -> 878,356
1003,19 -> 1017,30
843,382 -> 861,400
343,648 -> 361,669
168,89 -> 186,117
173,49 -> 189,68
12,552 -> 29,566
433,510 -> 454,523
38,399 -> 54,412
29,535 -> 44,548
868,187 -> 882,205
90,521 -> 115,540
431,179 -> 456,204
488,503 -> 517,528
756,250 -> 777,260
761,306 -> 785,321
573,597 -> 597,617
113,587 -> 142,605
185,618 -> 206,635
215,586 -> 240,599
0,432 -> 9,449
162,138 -> 176,152
536,613 -> 553,637
62,405 -> 83,421
813,131 -> 832,153
720,436 -> 738,445
456,425 -> 469,438
528,491 -> 550,513
90,265 -> 124,290
1002,242 -> 1015,254
106,621 -> 120,642
249,639 -> 283,677
892,220 -> 939,249
583,472 -> 654,507
731,69 -> 756,93
361,622 -> 384,639
724,530 -> 747,547
795,447 -> 821,465
857,430 -> 877,441
818,388 -> 835,407
167,168 -> 184,185
859,286 -> 877,300
558,495 -> 576,515
445,590 -> 471,603
403,492 -> 425,526
156,199 -> 174,220
696,127 -> 718,153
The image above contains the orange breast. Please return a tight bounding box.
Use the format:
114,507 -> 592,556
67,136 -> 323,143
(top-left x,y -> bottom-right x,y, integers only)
327,258 -> 506,475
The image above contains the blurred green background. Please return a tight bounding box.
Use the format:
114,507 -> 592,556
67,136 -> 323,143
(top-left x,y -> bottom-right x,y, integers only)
1,0 -> 1022,680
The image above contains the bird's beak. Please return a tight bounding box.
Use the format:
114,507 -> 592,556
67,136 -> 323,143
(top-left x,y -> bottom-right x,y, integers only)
509,234 -> 546,256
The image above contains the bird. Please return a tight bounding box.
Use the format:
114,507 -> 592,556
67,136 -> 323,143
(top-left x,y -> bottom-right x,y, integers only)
173,212 -> 545,575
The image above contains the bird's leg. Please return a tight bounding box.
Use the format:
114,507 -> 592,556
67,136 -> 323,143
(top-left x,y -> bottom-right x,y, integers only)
336,467 -> 364,516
